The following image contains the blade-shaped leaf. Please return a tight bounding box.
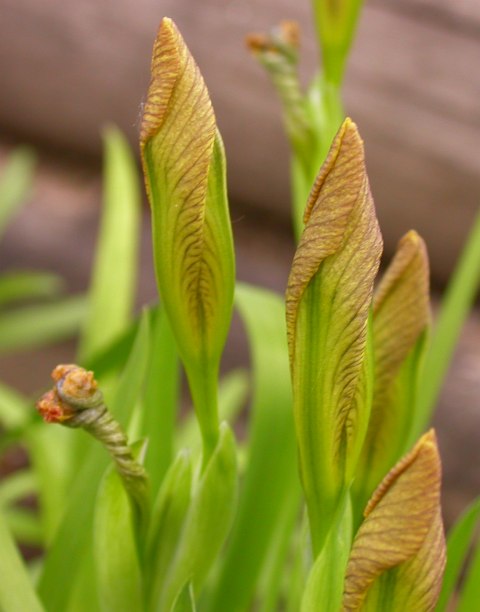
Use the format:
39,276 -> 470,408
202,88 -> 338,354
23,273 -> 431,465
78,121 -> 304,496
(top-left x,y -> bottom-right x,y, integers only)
0,294 -> 87,354
0,146 -> 35,239
143,305 -> 180,496
0,271 -> 62,307
161,423 -> 238,611
209,283 -> 300,612
416,206 -> 480,437
79,126 -> 140,363
0,509 -> 44,612
286,118 -> 382,552
140,18 -> 235,457
355,231 -> 430,509
312,0 -> 364,87
437,497 -> 480,612
343,430 -> 445,611
301,493 -> 352,611
0,380 -> 30,429
147,450 -> 192,612
94,466 -> 142,612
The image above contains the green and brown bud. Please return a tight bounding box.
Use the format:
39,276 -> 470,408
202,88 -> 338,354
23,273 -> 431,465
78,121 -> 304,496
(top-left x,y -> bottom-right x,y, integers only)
37,365 -> 148,521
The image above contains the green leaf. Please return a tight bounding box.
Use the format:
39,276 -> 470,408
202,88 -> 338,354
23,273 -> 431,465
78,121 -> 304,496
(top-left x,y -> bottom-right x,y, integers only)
312,0 -> 364,86
173,583 -> 197,612
143,305 -> 180,496
286,118 -> 382,553
4,507 -> 43,546
0,146 -> 36,239
94,466 -> 142,612
302,493 -> 352,611
147,450 -> 192,612
0,380 -> 30,429
26,424 -> 73,543
0,509 -> 44,612
0,469 -> 37,507
140,18 -> 235,457
416,207 -> 480,438
0,271 -> 62,307
209,284 -> 300,612
437,498 -> 480,612
458,541 -> 480,611
0,294 -> 87,354
161,423 -> 238,611
79,126 -> 140,363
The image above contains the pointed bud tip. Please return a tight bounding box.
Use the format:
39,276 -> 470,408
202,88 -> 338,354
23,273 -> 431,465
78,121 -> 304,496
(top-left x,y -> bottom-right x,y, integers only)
304,117 -> 363,224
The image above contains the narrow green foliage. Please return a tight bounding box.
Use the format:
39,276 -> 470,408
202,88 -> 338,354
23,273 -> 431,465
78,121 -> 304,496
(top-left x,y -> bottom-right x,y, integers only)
140,18 -> 235,460
301,493 -> 352,611
437,498 -> 480,612
457,531 -> 480,612
0,146 -> 35,239
416,208 -> 480,439
94,466 -> 143,612
0,380 -> 29,429
0,510 -> 44,612
143,306 -> 180,496
0,271 -> 62,307
79,127 -> 141,363
161,423 -> 238,611
209,284 -> 300,612
0,294 -> 87,354
312,0 -> 364,87
147,451 -> 193,612
0,469 -> 37,507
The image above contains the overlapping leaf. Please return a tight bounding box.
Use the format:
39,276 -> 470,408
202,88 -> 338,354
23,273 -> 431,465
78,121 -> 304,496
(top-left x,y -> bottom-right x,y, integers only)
355,231 -> 430,506
343,430 -> 445,611
286,118 -> 382,551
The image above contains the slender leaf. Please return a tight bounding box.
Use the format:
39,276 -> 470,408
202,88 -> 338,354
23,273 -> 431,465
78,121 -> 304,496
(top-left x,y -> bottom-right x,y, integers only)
79,126 -> 140,363
0,470 -> 37,506
209,284 -> 300,612
457,536 -> 480,611
4,507 -> 43,546
161,423 -> 238,611
0,294 -> 87,354
416,208 -> 480,437
0,271 -> 62,307
94,466 -> 142,612
437,497 -> 480,612
0,380 -> 30,429
0,510 -> 44,612
147,450 -> 193,612
143,305 -> 180,496
302,493 -> 352,611
0,146 -> 35,238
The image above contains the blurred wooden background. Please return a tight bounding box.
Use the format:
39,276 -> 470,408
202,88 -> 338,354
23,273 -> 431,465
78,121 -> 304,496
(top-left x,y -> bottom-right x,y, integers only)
1,0 -> 480,282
